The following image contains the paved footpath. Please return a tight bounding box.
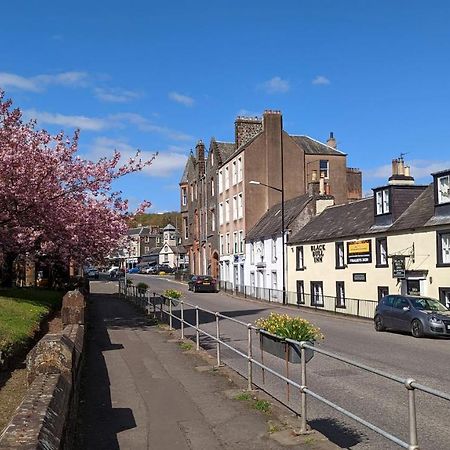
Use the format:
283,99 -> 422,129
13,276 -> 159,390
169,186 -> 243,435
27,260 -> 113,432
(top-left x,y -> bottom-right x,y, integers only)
76,290 -> 336,450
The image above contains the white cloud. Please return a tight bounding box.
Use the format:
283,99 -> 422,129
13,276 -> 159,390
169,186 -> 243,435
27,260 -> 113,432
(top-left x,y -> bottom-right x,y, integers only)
312,75 -> 330,85
168,91 -> 194,107
0,71 -> 88,92
88,137 -> 187,177
94,87 -> 141,103
110,113 -> 193,141
23,109 -> 109,131
365,159 -> 450,181
259,76 -> 290,94
23,109 -> 193,141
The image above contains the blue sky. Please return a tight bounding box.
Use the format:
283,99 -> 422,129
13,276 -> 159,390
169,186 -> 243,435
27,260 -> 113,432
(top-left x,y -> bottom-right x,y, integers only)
2,1 -> 450,211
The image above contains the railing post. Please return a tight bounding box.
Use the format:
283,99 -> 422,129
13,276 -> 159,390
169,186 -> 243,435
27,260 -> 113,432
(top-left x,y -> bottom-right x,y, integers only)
195,306 -> 200,351
169,297 -> 173,330
357,299 -> 360,317
215,312 -> 221,367
247,324 -> 253,391
300,342 -> 308,433
180,301 -> 185,339
405,379 -> 419,450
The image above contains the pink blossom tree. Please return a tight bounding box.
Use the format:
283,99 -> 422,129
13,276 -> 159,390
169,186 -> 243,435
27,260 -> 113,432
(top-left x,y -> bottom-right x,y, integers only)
0,92 -> 154,285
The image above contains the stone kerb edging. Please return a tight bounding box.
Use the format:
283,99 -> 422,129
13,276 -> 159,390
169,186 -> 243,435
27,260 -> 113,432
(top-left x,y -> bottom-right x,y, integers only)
0,290 -> 86,450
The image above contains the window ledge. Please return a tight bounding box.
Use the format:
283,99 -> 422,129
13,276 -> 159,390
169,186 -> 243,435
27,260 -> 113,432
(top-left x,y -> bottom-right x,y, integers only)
375,264 -> 389,268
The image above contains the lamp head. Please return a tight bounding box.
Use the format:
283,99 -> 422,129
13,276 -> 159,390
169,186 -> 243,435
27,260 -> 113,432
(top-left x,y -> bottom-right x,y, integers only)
249,180 -> 261,185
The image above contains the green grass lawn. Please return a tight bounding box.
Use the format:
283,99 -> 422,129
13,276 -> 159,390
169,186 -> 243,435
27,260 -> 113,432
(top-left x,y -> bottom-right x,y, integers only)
0,288 -> 62,357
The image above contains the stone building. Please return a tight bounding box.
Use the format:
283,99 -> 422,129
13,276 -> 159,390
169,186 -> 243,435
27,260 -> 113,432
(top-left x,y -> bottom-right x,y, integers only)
180,110 -> 362,282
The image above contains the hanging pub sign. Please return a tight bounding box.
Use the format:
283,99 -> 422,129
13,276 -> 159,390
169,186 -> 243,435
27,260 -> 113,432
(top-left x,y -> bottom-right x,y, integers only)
392,256 -> 406,279
347,240 -> 372,264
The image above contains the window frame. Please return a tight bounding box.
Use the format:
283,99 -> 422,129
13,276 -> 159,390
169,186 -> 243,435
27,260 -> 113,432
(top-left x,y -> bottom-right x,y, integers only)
336,281 -> 346,308
335,241 -> 345,269
319,160 -> 329,179
377,286 -> 389,302
375,187 -> 390,216
296,280 -> 305,305
437,174 -> 450,205
375,237 -> 389,268
310,281 -> 324,307
437,230 -> 450,267
296,246 -> 304,271
271,237 -> 277,263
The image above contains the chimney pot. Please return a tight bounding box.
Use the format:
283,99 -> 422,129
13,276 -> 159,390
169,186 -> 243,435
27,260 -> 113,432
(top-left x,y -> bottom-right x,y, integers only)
319,177 -> 325,195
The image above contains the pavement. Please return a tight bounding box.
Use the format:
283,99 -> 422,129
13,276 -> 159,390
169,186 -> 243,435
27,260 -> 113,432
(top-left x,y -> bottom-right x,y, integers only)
109,275 -> 450,450
76,287 -> 338,450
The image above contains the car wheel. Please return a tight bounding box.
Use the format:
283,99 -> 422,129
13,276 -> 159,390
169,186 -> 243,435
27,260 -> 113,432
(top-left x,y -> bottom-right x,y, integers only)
411,319 -> 424,338
374,315 -> 385,332
193,285 -> 197,293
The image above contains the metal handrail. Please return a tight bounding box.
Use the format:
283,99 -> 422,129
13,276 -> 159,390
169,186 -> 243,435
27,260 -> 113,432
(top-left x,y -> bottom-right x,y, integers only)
118,281 -> 450,450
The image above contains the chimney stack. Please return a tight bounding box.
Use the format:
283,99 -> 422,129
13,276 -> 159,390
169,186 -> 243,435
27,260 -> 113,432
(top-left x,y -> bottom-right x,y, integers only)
235,116 -> 263,148
196,140 -> 206,176
389,156 -> 415,186
326,132 -> 337,149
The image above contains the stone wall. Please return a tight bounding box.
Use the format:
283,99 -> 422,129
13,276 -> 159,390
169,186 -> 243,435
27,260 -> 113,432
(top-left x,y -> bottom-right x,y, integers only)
0,290 -> 86,450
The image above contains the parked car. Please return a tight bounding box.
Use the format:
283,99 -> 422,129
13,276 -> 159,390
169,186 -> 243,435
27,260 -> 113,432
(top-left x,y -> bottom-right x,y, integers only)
87,268 -> 99,279
148,264 -> 174,274
107,266 -> 119,274
109,268 -> 124,278
374,295 -> 450,338
188,275 -> 218,293
127,267 -> 140,274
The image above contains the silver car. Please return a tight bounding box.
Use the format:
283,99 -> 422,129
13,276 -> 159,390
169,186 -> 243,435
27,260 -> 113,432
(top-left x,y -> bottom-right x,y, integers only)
374,295 -> 450,338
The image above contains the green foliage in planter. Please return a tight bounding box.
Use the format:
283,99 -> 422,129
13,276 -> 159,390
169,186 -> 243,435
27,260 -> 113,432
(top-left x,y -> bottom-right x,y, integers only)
163,289 -> 181,299
256,312 -> 323,342
136,282 -> 148,292
126,279 -> 133,286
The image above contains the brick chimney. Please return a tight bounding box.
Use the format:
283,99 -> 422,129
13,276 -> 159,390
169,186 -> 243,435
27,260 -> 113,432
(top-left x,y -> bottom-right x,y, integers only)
196,140 -> 205,176
326,131 -> 337,149
235,116 -> 262,148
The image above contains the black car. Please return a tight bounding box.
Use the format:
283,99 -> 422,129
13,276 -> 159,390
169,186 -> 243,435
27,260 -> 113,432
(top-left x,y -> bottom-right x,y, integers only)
188,275 -> 218,293
149,264 -> 174,274
374,295 -> 450,338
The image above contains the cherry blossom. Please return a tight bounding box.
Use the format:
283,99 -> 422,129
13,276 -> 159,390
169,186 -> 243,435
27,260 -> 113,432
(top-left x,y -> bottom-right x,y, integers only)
0,92 -> 154,272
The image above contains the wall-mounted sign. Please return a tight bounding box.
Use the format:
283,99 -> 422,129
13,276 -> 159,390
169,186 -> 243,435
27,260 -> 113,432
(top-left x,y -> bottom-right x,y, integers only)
347,240 -> 372,264
353,273 -> 367,282
392,256 -> 406,279
311,244 -> 325,263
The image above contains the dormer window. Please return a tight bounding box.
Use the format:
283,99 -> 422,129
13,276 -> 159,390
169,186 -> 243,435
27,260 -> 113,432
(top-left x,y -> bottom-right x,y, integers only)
376,188 -> 390,215
437,174 -> 450,204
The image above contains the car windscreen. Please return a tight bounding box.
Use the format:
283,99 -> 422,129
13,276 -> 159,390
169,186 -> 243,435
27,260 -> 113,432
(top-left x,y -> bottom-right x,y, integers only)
410,297 -> 448,312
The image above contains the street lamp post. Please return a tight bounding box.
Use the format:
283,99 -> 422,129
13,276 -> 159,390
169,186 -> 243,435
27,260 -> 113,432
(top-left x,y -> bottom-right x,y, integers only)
249,180 -> 286,305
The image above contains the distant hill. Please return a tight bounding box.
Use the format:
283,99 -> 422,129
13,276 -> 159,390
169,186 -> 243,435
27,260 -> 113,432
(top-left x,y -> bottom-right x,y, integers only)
128,211 -> 182,229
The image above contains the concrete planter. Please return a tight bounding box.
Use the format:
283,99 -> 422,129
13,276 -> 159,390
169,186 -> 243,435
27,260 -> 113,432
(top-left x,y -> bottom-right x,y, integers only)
259,330 -> 314,364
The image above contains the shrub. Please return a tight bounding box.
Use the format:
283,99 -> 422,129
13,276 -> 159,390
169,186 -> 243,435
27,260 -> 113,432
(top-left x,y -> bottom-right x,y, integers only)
126,278 -> 133,286
163,289 -> 181,299
136,282 -> 148,293
255,312 -> 323,342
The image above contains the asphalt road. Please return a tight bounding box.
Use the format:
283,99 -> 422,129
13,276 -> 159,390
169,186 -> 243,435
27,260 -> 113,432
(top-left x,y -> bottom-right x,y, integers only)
111,275 -> 450,450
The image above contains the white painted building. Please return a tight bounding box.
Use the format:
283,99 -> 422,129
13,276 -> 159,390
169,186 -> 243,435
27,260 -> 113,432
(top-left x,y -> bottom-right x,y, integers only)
244,191 -> 333,301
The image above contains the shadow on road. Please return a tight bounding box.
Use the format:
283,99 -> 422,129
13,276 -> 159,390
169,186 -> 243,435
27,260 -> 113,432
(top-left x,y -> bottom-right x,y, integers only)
76,294 -> 149,449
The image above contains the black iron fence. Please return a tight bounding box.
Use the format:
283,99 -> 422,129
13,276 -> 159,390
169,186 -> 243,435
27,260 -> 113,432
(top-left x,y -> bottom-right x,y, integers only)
218,281 -> 378,319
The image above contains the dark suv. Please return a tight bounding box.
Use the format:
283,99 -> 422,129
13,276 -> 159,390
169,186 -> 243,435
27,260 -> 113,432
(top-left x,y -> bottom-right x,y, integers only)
374,295 -> 450,338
